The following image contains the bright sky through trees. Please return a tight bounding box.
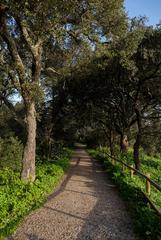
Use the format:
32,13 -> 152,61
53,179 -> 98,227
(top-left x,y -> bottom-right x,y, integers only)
125,0 -> 161,26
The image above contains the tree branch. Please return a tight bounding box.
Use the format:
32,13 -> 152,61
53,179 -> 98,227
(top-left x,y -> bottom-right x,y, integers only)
0,6 -> 25,84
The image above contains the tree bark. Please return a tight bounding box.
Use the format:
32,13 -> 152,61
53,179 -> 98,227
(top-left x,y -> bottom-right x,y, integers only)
133,133 -> 141,170
133,108 -> 142,170
109,130 -> 115,156
21,102 -> 36,181
109,140 -> 114,156
120,134 -> 129,153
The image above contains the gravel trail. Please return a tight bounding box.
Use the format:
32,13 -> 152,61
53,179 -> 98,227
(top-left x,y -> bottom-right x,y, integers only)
9,148 -> 136,240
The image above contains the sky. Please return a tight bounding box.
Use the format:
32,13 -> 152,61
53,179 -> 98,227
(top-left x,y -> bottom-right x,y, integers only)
124,0 -> 161,26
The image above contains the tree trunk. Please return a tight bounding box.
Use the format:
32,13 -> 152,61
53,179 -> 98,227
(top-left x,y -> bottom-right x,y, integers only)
21,102 -> 36,182
133,133 -> 141,170
109,140 -> 114,156
133,108 -> 142,170
109,130 -> 115,156
120,134 -> 128,153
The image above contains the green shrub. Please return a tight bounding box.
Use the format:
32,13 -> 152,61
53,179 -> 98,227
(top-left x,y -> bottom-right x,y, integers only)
36,140 -> 69,162
0,148 -> 72,237
0,137 -> 23,171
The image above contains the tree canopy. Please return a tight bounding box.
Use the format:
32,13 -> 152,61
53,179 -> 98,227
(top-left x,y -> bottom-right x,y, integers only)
0,0 -> 161,179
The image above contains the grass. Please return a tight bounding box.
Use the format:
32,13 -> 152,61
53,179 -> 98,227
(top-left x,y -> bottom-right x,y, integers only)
88,147 -> 161,240
118,148 -> 161,211
0,148 -> 72,237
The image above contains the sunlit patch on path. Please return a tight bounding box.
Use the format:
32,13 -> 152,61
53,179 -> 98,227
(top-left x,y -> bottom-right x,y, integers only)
9,148 -> 136,240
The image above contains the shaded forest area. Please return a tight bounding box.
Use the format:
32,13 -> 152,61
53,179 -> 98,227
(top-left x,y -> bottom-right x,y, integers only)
0,0 -> 161,238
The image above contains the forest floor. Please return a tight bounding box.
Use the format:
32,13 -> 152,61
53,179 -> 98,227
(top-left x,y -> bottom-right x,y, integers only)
8,148 -> 136,240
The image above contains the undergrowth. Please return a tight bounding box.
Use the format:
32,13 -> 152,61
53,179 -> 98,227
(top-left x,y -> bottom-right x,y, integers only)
88,148 -> 161,240
0,147 -> 72,237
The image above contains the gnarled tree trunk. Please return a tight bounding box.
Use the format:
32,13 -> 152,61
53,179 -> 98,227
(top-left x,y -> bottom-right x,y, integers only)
21,102 -> 36,181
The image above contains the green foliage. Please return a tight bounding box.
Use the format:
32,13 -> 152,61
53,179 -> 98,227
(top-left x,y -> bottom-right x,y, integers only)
89,148 -> 161,240
54,149 -> 72,170
0,148 -> 72,237
22,82 -> 44,104
36,139 -> 72,164
0,137 -> 23,171
102,146 -> 161,211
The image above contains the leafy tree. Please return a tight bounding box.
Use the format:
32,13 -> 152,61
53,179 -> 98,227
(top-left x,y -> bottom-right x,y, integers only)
0,0 -> 127,181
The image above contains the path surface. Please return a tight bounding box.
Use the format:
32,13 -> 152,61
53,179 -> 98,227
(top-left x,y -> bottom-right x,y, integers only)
9,148 -> 136,240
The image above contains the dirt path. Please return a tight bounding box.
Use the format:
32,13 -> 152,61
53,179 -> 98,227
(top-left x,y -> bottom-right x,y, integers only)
9,148 -> 136,240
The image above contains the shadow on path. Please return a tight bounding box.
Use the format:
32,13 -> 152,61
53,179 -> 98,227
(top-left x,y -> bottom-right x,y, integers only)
9,148 -> 136,240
